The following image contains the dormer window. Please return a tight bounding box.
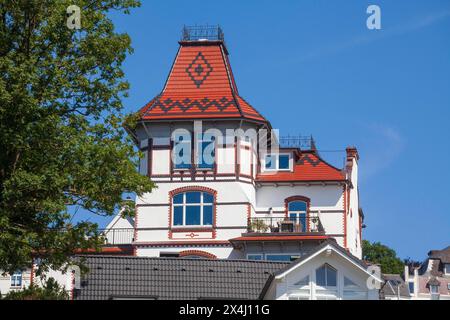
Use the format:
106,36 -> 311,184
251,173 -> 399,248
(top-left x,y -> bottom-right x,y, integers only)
445,263 -> 450,275
264,153 -> 291,171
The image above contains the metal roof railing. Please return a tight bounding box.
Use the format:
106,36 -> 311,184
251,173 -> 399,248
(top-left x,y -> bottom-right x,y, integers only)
181,25 -> 224,41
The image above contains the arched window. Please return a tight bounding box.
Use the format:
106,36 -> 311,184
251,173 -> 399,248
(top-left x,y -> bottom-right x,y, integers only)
172,191 -> 214,226
287,200 -> 307,232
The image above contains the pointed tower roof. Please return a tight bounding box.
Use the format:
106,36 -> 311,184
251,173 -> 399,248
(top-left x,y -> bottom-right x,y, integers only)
139,26 -> 268,124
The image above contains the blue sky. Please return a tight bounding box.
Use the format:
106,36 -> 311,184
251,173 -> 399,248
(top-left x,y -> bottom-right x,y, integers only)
75,0 -> 450,261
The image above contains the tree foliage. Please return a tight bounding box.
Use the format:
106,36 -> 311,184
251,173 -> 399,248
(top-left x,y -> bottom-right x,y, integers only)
0,0 -> 153,274
1,277 -> 69,300
362,240 -> 404,274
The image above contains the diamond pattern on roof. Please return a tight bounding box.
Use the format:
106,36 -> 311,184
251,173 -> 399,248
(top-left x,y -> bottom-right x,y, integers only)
185,52 -> 213,88
138,42 -> 267,123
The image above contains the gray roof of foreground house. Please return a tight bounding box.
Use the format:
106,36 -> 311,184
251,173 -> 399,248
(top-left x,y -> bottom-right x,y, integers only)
75,255 -> 289,300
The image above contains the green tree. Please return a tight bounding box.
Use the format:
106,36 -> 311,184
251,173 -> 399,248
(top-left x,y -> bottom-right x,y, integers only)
1,277 -> 69,300
0,0 -> 153,275
362,240 -> 404,274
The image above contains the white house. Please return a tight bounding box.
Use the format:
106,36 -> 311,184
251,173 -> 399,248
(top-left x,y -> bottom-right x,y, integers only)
106,25 -> 364,261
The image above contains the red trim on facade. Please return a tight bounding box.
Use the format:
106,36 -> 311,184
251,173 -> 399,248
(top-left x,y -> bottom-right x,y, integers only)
284,195 -> 311,231
74,247 -> 133,254
30,258 -> 35,287
134,240 -> 231,247
235,137 -> 239,178
171,227 -> 214,233
133,205 -> 139,256
343,185 -> 348,249
179,250 -> 217,259
147,138 -> 153,177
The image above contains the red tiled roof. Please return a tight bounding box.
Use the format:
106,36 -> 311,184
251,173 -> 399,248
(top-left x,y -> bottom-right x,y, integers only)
257,152 -> 346,182
139,41 -> 267,123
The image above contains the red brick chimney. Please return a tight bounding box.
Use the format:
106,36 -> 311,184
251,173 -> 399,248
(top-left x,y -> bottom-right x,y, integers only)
346,146 -> 359,169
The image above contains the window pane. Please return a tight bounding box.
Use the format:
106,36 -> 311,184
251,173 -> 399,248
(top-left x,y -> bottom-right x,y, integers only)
265,155 -> 276,169
326,266 -> 337,287
173,193 -> 183,204
203,205 -> 213,225
289,213 -> 307,232
294,275 -> 310,287
173,135 -> 192,169
408,282 -> 414,293
344,277 -> 358,289
198,140 -> 215,169
247,254 -> 263,261
173,206 -> 183,226
203,192 -> 214,204
316,265 -> 326,287
279,155 -> 290,169
288,201 -> 307,212
186,192 -> 201,203
266,255 -> 293,262
289,213 -> 298,223
186,206 -> 201,225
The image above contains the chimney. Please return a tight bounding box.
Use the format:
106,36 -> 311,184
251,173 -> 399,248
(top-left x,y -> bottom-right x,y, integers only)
346,146 -> 359,169
404,265 -> 409,281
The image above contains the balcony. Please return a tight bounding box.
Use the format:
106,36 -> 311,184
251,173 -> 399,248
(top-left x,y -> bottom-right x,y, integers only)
247,216 -> 324,234
98,228 -> 134,246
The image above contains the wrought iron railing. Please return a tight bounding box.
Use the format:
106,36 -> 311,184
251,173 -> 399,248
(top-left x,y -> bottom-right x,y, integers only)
98,228 -> 134,245
247,216 -> 324,234
278,135 -> 316,150
181,25 -> 224,41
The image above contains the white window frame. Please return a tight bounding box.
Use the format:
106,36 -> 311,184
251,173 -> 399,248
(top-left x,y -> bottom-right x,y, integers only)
264,253 -> 300,262
288,200 -> 308,232
430,284 -> 439,294
288,275 -> 312,300
172,132 -> 192,170
343,276 -> 367,300
444,263 -> 450,275
10,271 -> 22,288
195,133 -> 215,170
315,264 -> 338,300
246,254 -> 263,260
172,192 -> 213,227
408,281 -> 415,294
262,153 -> 292,172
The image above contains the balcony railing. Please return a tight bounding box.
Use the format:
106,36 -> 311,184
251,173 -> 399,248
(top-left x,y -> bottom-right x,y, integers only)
98,228 -> 134,245
181,25 -> 224,41
247,216 -> 324,234
278,135 -> 316,150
